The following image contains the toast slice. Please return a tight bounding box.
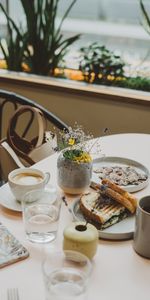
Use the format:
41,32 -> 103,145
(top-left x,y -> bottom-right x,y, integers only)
80,191 -> 128,230
80,180 -> 137,230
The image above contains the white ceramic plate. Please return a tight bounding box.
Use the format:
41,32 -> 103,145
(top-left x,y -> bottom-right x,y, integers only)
92,156 -> 149,193
0,187 -> 22,212
71,198 -> 135,240
0,184 -> 57,213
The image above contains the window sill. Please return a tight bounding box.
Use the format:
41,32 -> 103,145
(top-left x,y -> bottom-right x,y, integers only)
0,70 -> 150,105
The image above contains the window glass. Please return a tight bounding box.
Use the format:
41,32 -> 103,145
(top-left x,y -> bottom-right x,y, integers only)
0,0 -> 150,88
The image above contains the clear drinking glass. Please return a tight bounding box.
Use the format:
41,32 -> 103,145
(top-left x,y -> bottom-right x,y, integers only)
42,250 -> 92,300
22,187 -> 61,243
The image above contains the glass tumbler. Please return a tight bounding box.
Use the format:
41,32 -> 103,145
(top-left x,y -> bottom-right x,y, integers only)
42,250 -> 92,300
22,187 -> 61,243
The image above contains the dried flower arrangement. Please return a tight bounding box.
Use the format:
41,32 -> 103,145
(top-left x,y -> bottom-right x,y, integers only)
57,123 -> 107,164
47,124 -> 110,194
45,124 -> 110,164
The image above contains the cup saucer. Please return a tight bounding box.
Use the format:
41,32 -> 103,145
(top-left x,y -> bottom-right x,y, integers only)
0,184 -> 57,212
0,186 -> 22,212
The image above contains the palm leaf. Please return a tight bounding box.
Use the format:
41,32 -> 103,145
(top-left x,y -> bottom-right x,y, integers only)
140,0 -> 150,34
20,0 -> 37,42
58,34 -> 81,49
24,0 -> 80,75
55,0 -> 77,38
0,3 -> 28,71
0,4 -> 23,39
1,0 -> 80,75
0,42 -> 8,61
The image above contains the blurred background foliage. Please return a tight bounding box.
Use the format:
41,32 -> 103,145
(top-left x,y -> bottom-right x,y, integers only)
0,0 -> 150,91
0,0 -> 80,75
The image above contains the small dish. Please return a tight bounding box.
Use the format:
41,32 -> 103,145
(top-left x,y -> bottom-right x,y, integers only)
92,156 -> 149,193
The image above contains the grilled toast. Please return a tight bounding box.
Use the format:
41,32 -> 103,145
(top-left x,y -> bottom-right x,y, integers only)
80,180 -> 137,230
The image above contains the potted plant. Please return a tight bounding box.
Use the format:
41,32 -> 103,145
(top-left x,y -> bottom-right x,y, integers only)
0,4 -> 29,71
0,0 -> 80,75
79,41 -> 150,92
20,0 -> 81,75
79,43 -> 125,85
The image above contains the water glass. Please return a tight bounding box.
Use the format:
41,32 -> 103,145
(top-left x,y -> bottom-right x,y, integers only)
42,250 -> 92,300
22,188 -> 61,243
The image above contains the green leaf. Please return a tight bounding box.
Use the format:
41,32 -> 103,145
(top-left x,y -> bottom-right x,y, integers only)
0,2 -> 29,71
140,0 -> 150,34
79,42 -> 125,83
55,0 -> 77,39
0,4 -> 22,39
0,42 -> 8,61
0,0 -> 80,75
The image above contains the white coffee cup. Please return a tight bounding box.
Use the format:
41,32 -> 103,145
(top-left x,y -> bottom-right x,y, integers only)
8,168 -> 50,201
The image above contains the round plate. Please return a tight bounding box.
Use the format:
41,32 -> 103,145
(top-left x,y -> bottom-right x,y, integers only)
0,188 -> 22,212
71,199 -> 135,240
92,156 -> 149,193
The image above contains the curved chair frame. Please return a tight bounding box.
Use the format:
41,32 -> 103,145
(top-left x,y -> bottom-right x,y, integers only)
0,89 -> 69,140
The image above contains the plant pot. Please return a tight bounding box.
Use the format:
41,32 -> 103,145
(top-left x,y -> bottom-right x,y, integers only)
57,152 -> 92,194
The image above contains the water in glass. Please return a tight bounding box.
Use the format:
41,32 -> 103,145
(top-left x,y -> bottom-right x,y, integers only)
22,188 -> 60,243
42,250 -> 91,300
25,203 -> 59,243
45,268 -> 87,300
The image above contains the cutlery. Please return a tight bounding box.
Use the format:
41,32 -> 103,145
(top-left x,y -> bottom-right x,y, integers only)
62,195 -> 75,220
7,288 -> 19,300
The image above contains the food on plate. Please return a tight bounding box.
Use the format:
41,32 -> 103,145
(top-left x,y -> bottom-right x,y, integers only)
93,165 -> 148,186
102,178 -> 137,210
80,180 -> 137,230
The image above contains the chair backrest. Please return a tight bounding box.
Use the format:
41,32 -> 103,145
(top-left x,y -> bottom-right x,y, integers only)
0,89 -> 69,140
0,89 -> 69,185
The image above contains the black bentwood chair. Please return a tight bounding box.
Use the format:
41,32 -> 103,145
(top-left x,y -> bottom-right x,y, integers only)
0,89 -> 69,185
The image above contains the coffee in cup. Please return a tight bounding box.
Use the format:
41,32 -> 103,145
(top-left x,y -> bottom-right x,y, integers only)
8,168 -> 50,201
12,173 -> 43,185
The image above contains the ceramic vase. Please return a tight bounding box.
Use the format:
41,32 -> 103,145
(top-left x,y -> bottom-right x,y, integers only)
57,152 -> 92,194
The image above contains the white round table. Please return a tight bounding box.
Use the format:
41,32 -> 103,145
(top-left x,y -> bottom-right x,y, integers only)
0,134 -> 150,300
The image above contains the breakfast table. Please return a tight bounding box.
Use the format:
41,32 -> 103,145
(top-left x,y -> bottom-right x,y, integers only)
0,133 -> 150,300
